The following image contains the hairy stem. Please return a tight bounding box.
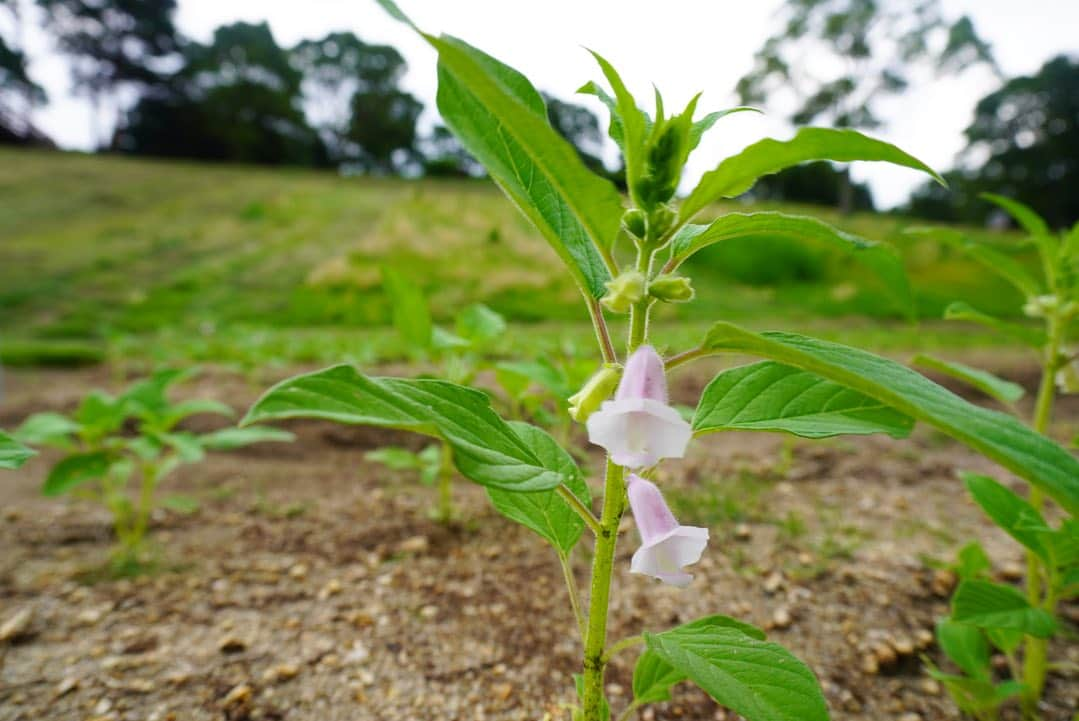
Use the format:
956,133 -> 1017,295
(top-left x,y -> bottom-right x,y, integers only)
586,295 -> 618,365
604,634 -> 645,662
581,457 -> 626,720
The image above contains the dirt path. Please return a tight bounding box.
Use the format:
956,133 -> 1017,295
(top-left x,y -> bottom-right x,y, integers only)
0,361 -> 1075,721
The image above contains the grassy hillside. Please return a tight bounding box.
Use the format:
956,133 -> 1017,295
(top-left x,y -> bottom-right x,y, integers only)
0,148 -> 1038,365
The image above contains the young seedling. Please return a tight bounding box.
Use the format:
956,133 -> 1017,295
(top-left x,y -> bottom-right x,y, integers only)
242,4 -> 1079,718
373,266 -> 506,520
15,369 -> 292,574
911,199 -> 1079,719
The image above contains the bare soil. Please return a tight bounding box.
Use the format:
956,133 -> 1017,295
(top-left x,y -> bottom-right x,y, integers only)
0,357 -> 1076,721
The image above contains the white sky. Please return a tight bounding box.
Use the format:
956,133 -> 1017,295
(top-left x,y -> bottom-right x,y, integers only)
19,0 -> 1079,208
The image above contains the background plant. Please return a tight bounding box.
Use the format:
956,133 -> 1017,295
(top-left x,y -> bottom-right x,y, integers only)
14,368 -> 292,573
239,3 -> 1079,719
909,197 -> 1079,719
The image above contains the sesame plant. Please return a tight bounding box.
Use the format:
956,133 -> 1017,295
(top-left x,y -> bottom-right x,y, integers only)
370,266 -> 507,520
242,4 -> 1079,719
14,369 -> 293,573
909,197 -> 1079,720
0,429 -> 35,470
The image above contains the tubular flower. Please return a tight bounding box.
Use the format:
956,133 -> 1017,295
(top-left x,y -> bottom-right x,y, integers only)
626,474 -> 708,587
585,345 -> 692,468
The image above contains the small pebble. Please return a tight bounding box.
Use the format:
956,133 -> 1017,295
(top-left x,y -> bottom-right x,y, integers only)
218,635 -> 247,654
772,607 -> 793,629
0,607 -> 33,643
263,664 -> 300,684
222,683 -> 252,708
734,523 -> 752,540
397,536 -> 429,554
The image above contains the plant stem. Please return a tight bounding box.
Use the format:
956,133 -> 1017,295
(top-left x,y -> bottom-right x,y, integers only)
586,295 -> 618,365
581,456 -> 626,721
615,699 -> 644,721
129,461 -> 160,561
627,249 -> 655,353
1021,311 -> 1062,720
557,484 -> 604,536
437,440 -> 454,522
604,635 -> 645,662
664,345 -> 710,371
559,552 -> 587,641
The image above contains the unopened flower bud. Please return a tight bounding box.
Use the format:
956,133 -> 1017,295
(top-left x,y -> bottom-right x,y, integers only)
621,208 -> 647,241
648,274 -> 695,303
1023,294 -> 1059,318
601,271 -> 646,314
568,365 -> 621,422
647,204 -> 677,242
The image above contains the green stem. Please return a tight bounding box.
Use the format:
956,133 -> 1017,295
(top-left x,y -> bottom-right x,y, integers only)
129,461 -> 160,558
1021,312 -> 1062,720
627,249 -> 655,353
559,552 -> 587,642
586,295 -> 618,365
437,440 -> 454,522
557,484 -> 603,536
604,634 -> 645,662
615,699 -> 644,721
581,457 -> 626,721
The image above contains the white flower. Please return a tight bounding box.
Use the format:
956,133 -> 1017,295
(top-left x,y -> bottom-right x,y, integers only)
626,474 -> 708,587
585,345 -> 691,468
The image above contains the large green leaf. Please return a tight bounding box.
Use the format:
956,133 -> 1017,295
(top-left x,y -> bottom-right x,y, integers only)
378,0 -> 621,295
14,412 -> 80,447
962,473 -> 1050,562
486,422 -> 590,553
42,451 -> 112,496
643,621 -> 828,721
0,430 -> 35,470
952,580 -> 1057,638
585,51 -> 648,209
680,127 -> 943,223
633,616 -> 766,705
669,212 -> 913,316
382,266 -> 433,350
693,361 -> 913,439
912,354 -> 1024,407
701,323 -> 1079,514
242,365 -> 562,492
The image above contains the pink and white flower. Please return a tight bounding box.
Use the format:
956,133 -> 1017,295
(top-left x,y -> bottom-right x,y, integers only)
585,345 -> 692,468
626,474 -> 708,587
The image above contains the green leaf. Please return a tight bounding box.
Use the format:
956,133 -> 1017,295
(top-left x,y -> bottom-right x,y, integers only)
912,354 -> 1024,406
955,541 -> 992,581
689,107 -> 761,151
962,473 -> 1050,562
694,361 -> 913,439
242,365 -> 562,492
701,323 -> 1079,515
981,194 -> 1050,238
455,303 -> 506,345
14,412 -> 80,447
198,426 -> 295,451
633,616 -> 766,705
431,326 -> 471,351
936,618 -> 990,681
161,399 -> 235,430
159,432 -> 205,463
952,580 -> 1057,638
926,666 -> 1024,717
680,127 -> 943,223
943,302 -> 1045,348
122,368 -> 188,418
643,621 -> 827,721
669,213 -> 914,318
382,266 -> 433,350
921,228 -> 1042,297
161,495 -> 200,514
0,430 -> 36,470
486,422 -> 590,553
495,359 -> 570,398
393,20 -> 621,295
585,50 -> 649,209
42,452 -> 112,496
985,627 -> 1024,655
76,389 -> 128,436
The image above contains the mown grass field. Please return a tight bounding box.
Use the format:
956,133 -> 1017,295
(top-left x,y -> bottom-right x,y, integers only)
0,147 -> 1039,368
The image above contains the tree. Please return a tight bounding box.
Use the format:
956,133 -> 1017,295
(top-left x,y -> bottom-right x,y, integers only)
737,0 -> 996,211
291,32 -> 422,170
114,22 -> 324,165
421,124 -> 483,177
908,56 -> 1079,228
0,0 -> 49,144
36,0 -> 182,144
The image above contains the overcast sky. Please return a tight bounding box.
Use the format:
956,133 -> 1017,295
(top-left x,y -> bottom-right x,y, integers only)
19,0 -> 1079,208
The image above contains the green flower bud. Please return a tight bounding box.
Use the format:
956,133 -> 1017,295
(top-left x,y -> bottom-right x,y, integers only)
1023,294 -> 1060,318
621,208 -> 647,241
647,204 -> 677,243
601,270 -> 646,314
649,274 -> 695,303
567,365 -> 621,422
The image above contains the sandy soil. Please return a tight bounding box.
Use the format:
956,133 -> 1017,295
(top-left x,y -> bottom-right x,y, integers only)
0,359 -> 1076,721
